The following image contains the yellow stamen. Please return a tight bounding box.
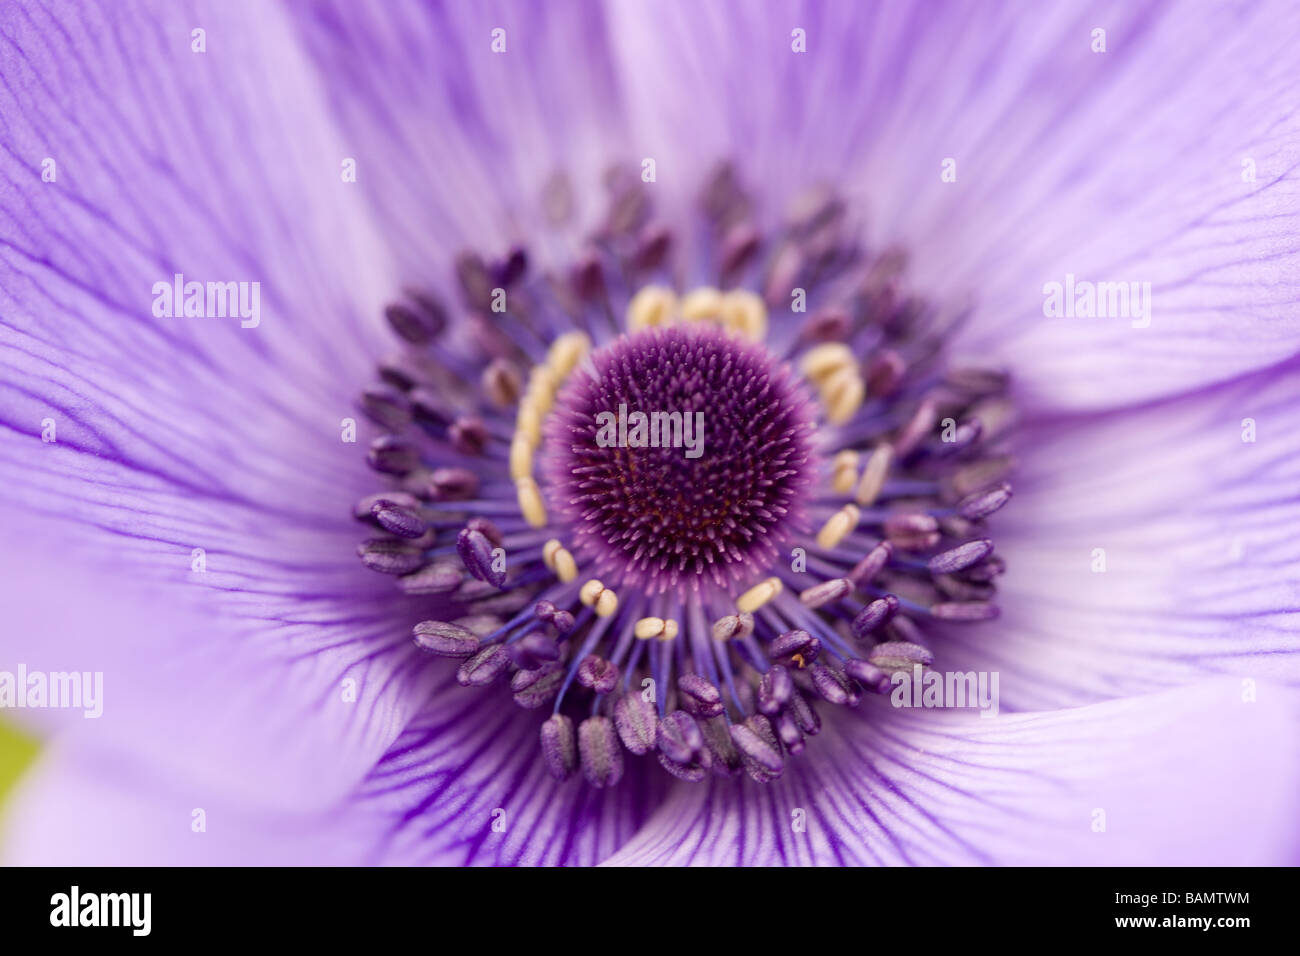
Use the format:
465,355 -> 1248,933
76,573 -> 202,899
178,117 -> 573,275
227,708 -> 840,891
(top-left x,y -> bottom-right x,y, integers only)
800,343 -> 854,384
516,398 -> 543,446
509,434 -> 534,481
541,539 -> 577,581
595,589 -> 618,618
634,616 -> 677,640
823,367 -> 865,425
736,576 -> 783,613
816,503 -> 860,549
626,285 -> 678,332
516,476 -> 547,528
634,617 -> 664,639
553,548 -> 577,583
721,289 -> 767,341
547,331 -> 590,380
680,287 -> 725,322
580,578 -> 618,617
579,578 -> 604,606
525,365 -> 557,415
855,444 -> 894,507
830,449 -> 859,494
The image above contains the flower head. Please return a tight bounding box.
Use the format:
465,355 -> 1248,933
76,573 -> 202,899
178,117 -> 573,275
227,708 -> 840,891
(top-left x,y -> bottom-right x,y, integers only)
349,157 -> 1023,788
2,0 -> 1299,867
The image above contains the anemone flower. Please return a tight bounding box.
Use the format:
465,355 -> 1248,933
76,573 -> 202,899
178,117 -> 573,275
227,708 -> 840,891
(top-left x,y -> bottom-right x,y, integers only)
1,0 -> 1298,868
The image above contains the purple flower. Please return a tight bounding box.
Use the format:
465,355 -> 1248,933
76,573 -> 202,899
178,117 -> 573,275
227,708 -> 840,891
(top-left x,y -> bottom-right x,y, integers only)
1,0 -> 1299,865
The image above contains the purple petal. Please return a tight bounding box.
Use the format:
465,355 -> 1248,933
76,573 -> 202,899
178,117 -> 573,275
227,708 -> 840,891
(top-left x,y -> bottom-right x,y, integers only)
344,669 -> 670,865
0,0 -> 433,827
601,681 -> 1300,865
607,0 -> 1300,409
288,0 -> 627,279
950,358 -> 1300,709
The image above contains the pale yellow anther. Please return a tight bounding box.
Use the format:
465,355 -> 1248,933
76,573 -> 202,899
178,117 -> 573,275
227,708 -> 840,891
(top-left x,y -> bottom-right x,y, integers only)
634,617 -> 664,640
641,618 -> 681,640
509,434 -> 534,481
855,444 -> 894,507
547,332 -> 590,380
595,589 -> 618,618
516,398 -> 543,446
516,476 -> 547,528
541,539 -> 578,582
579,579 -> 606,607
626,285 -> 678,332
579,579 -> 619,617
830,450 -> 860,494
816,503 -> 861,549
553,548 -> 577,583
823,367 -> 865,425
720,289 -> 767,341
801,343 -> 854,384
680,287 -> 725,322
736,576 -> 784,614
635,616 -> 679,640
525,366 -> 557,415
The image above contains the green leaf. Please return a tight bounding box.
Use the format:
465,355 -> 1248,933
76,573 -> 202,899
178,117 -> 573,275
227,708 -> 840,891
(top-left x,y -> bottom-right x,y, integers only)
0,718 -> 40,812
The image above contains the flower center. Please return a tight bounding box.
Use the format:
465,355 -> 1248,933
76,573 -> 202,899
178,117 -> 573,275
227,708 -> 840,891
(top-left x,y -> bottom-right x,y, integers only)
351,161 -> 1016,789
544,324 -> 815,592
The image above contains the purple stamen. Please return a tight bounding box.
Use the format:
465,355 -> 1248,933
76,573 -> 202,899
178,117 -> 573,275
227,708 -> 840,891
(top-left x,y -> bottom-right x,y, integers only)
457,645 -> 512,688
578,716 -> 624,788
852,594 -> 900,640
456,527 -> 505,587
412,620 -> 481,658
926,538 -> 994,575
613,692 -> 658,755
540,714 -> 577,782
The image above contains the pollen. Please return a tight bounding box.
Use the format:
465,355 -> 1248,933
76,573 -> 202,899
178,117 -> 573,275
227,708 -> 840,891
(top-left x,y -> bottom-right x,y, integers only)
634,617 -> 678,641
831,449 -> 859,493
736,576 -> 783,613
822,366 -> 865,424
855,444 -> 894,506
816,503 -> 861,549
720,289 -> 766,340
542,539 -> 578,582
800,342 -> 854,383
509,434 -> 534,480
579,579 -> 619,617
525,366 -> 558,415
626,285 -> 678,332
546,331 -> 590,380
516,398 -> 544,446
516,475 -> 547,527
680,286 -> 725,321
